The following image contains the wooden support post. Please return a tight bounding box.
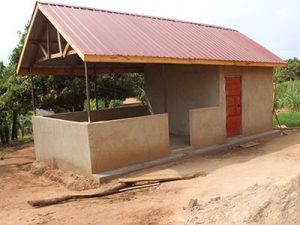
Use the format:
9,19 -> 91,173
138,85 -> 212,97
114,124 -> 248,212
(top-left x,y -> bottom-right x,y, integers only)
29,67 -> 36,115
46,21 -> 50,58
85,62 -> 91,123
93,64 -> 99,110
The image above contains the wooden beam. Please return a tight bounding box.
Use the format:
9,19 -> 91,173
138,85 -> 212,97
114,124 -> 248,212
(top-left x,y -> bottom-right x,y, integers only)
67,49 -> 77,56
18,66 -> 144,76
29,19 -> 49,65
29,39 -> 62,44
46,21 -> 50,58
63,43 -> 70,58
36,56 -> 48,63
57,31 -> 62,54
38,44 -> 49,59
51,52 -> 63,59
29,67 -> 36,115
84,54 -> 287,68
84,62 -> 91,123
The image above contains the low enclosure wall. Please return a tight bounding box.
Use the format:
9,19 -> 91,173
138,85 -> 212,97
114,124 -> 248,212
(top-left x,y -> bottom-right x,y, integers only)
32,112 -> 170,176
32,116 -> 91,175
189,107 -> 226,148
88,114 -> 170,172
47,105 -> 150,122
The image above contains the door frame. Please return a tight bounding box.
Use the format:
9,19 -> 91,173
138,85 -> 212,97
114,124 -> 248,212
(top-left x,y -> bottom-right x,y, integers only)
225,75 -> 242,137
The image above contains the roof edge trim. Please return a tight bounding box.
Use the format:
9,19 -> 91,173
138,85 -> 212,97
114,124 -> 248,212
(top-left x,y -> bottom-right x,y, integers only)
16,3 -> 39,75
84,54 -> 287,68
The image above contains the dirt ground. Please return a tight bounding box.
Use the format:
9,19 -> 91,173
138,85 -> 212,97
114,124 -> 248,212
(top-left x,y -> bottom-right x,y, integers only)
1,130 -> 300,225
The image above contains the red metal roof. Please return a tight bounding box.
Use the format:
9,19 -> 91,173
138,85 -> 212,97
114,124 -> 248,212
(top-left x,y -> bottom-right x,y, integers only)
36,2 -> 285,66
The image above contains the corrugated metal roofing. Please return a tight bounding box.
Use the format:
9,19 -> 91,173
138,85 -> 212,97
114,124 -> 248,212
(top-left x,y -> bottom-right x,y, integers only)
36,1 -> 285,65
17,0 -> 286,75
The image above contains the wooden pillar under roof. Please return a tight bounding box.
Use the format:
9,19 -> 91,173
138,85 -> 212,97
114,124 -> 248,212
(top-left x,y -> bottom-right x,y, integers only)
84,62 -> 91,123
29,66 -> 36,115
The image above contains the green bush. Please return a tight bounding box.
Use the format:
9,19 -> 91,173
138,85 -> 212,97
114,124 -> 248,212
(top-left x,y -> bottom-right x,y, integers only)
108,99 -> 123,108
275,81 -> 300,110
273,111 -> 300,127
84,99 -> 106,111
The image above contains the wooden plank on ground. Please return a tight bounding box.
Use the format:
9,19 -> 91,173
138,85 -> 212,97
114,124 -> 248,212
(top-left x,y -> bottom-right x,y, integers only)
118,171 -> 207,184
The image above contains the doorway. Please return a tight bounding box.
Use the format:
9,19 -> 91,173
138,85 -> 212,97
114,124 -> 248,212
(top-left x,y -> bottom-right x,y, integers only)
225,76 -> 241,137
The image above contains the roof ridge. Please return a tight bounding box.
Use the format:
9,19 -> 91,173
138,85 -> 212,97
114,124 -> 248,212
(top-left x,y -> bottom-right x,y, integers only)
37,1 -> 237,32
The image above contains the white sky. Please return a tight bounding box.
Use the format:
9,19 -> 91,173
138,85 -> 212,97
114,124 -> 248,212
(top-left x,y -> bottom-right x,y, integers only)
1,0 -> 299,65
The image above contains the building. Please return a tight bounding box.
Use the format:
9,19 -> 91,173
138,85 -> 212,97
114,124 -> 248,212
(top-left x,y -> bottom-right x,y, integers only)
17,2 -> 286,177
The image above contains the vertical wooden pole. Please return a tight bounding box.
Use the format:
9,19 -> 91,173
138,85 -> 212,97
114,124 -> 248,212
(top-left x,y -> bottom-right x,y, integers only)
94,64 -> 99,110
29,67 -> 36,115
46,21 -> 50,59
85,62 -> 91,123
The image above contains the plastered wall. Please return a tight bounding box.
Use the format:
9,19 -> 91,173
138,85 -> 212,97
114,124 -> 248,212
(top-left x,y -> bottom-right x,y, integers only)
145,64 -> 220,136
190,107 -> 226,148
189,69 -> 226,148
221,66 -> 274,135
32,113 -> 170,176
32,116 -> 92,175
88,114 -> 170,172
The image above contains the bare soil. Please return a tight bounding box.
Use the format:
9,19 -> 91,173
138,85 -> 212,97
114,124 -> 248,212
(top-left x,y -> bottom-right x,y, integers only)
1,130 -> 300,225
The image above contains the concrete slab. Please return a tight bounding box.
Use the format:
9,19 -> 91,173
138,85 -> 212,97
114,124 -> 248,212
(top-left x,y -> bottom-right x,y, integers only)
92,130 -> 279,183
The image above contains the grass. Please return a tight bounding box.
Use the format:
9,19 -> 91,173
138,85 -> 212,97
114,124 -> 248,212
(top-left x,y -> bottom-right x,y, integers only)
275,81 -> 300,110
273,111 -> 300,127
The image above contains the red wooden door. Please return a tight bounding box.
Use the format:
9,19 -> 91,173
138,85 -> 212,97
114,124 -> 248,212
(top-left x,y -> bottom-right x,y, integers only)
226,76 -> 241,137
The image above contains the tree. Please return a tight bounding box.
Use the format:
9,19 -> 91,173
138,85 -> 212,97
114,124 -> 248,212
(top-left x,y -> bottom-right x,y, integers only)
275,57 -> 300,83
0,64 -> 31,140
95,73 -> 144,107
0,61 -> 4,76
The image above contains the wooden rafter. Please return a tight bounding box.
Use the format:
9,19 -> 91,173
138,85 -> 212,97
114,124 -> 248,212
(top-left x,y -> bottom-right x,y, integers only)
38,44 -> 49,59
67,49 -> 77,56
34,27 -> 78,63
62,43 -> 70,58
57,31 -> 62,54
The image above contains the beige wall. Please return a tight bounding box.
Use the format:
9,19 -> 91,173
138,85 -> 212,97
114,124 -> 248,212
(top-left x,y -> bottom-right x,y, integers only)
190,107 -> 226,148
221,66 -> 274,135
47,105 -> 150,122
88,114 -> 170,172
145,64 -> 219,136
189,70 -> 226,148
33,113 -> 170,175
32,116 -> 92,175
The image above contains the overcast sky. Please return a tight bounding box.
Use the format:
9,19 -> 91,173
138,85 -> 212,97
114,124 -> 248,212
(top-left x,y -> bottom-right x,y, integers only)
1,0 -> 299,65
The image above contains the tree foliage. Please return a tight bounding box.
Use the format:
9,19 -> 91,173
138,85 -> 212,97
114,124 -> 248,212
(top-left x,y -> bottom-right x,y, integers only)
274,57 -> 300,110
274,57 -> 300,83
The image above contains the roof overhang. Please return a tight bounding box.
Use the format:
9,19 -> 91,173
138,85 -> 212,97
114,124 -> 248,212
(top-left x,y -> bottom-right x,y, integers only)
84,54 -> 287,68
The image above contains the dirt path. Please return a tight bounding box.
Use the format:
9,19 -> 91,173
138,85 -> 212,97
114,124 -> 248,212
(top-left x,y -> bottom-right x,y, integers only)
0,131 -> 300,225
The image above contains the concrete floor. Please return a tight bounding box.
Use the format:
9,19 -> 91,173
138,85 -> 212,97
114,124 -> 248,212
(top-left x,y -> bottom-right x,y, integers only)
169,134 -> 190,150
